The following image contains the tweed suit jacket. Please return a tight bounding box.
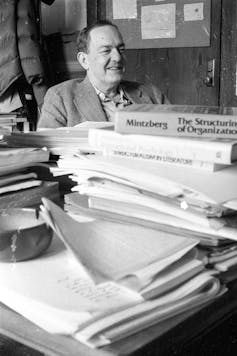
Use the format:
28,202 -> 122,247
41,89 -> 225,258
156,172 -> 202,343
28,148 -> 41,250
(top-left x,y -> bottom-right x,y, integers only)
37,75 -> 170,128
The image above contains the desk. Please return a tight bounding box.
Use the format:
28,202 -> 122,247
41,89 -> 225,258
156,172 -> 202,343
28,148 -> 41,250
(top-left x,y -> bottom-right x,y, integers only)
1,281 -> 237,356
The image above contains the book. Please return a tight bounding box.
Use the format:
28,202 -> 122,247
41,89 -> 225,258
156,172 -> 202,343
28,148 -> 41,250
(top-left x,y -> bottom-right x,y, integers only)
114,104 -> 237,138
88,128 -> 237,164
0,181 -> 60,209
106,151 -> 229,172
0,147 -> 50,176
0,172 -> 37,187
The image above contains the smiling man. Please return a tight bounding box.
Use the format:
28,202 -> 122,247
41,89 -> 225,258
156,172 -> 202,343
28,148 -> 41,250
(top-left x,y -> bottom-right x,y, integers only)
37,20 -> 170,128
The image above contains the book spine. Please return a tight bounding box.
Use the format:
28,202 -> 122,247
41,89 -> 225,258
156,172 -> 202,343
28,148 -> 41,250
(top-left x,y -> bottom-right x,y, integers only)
107,151 -> 227,171
88,129 -> 233,164
114,111 -> 237,138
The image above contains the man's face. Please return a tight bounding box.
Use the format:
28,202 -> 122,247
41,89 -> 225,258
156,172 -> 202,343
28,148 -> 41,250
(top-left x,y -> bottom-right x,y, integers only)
84,25 -> 126,92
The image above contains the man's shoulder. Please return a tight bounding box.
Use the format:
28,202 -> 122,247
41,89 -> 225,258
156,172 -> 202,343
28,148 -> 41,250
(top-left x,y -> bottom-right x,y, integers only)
47,78 -> 86,95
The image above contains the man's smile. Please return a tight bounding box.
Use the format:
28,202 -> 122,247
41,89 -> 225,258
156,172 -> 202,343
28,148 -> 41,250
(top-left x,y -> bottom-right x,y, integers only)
107,66 -> 123,71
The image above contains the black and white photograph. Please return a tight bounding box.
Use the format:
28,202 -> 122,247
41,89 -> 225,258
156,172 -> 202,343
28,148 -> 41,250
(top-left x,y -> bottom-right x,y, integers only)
0,1 -> 237,355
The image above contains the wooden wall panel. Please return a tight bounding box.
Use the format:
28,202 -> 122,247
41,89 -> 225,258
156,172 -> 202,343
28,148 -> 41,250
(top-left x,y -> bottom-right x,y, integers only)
220,0 -> 237,107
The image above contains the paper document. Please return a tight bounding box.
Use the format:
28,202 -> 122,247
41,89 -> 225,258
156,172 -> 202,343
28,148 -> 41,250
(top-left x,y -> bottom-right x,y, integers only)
141,4 -> 176,39
40,198 -> 198,286
0,238 -> 142,334
113,0 -> 137,19
66,154 -> 237,207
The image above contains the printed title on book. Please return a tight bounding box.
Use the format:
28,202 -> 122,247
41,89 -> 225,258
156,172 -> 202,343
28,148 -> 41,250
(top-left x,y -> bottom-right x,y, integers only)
124,117 -> 237,136
115,110 -> 237,138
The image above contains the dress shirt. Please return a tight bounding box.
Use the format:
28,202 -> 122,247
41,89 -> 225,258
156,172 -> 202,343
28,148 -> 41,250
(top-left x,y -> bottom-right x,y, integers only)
94,86 -> 132,122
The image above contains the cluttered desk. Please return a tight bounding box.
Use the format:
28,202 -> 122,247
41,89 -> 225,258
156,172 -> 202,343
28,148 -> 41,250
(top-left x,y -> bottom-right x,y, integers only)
1,281 -> 237,356
1,106 -> 237,354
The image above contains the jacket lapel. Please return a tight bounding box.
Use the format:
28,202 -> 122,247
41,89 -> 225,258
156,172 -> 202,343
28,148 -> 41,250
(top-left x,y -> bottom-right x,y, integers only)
122,83 -> 146,104
73,76 -> 107,122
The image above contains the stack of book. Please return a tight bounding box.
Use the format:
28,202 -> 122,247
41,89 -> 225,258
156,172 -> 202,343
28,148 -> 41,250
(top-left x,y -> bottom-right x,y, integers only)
0,112 -> 29,134
0,146 -> 60,209
92,104 -> 237,172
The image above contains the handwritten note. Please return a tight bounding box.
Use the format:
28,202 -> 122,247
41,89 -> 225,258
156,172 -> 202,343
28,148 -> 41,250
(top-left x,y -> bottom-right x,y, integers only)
57,270 -> 142,310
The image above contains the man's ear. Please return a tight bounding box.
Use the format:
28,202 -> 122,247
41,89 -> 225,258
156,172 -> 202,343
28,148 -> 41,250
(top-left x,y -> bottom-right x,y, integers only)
77,52 -> 89,70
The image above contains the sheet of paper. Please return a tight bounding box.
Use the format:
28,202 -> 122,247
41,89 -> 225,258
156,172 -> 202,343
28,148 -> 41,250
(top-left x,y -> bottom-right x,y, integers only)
112,0 -> 137,19
184,3 -> 204,21
141,4 -> 176,39
41,198 -> 197,283
0,237 -> 142,333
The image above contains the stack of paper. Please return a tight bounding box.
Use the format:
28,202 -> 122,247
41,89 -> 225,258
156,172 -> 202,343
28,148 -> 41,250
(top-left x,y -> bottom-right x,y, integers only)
0,199 -> 224,348
59,154 -> 237,244
3,122 -> 113,155
0,112 -> 28,135
55,148 -> 237,279
0,122 -> 233,347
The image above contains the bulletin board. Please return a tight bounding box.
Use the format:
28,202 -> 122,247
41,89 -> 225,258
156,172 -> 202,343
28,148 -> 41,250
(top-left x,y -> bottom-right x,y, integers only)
106,0 -> 211,49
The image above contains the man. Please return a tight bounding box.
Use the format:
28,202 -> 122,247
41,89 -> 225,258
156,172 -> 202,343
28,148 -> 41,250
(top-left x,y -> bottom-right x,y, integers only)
37,20 -> 169,128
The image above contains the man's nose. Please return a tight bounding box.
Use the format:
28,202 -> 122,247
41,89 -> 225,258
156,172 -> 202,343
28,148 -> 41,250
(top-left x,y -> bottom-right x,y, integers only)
111,48 -> 122,61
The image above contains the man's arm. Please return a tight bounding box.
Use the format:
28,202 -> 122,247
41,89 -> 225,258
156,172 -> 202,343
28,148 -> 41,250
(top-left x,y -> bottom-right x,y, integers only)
37,88 -> 68,129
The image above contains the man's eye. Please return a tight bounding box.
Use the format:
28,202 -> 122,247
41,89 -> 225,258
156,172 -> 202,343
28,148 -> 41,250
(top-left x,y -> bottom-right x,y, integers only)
101,49 -> 111,54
